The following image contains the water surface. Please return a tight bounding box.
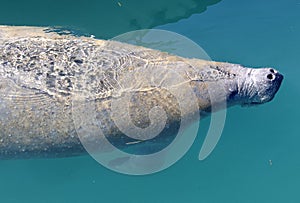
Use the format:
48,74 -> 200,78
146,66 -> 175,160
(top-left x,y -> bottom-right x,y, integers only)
0,0 -> 299,202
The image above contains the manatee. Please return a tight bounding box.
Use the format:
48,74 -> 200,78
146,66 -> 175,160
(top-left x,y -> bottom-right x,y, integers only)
0,26 -> 283,159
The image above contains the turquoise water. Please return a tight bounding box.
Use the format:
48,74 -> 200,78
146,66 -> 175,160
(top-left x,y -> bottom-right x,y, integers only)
0,0 -> 299,202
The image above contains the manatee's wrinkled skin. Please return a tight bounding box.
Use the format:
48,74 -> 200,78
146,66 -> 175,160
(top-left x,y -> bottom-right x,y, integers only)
0,26 -> 283,159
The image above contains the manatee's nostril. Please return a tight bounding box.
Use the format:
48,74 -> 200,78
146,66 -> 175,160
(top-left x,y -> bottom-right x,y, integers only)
270,69 -> 275,73
267,74 -> 274,80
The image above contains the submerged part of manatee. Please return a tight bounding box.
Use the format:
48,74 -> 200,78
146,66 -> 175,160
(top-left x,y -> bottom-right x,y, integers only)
0,26 -> 283,159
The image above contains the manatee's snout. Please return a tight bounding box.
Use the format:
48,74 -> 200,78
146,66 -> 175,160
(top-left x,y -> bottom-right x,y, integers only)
239,67 -> 283,105
267,68 -> 283,90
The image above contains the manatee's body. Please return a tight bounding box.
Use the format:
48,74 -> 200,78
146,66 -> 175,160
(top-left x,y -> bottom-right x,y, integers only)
0,26 -> 283,159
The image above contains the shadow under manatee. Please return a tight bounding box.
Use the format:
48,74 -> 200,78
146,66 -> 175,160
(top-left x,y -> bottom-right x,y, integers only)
0,0 -> 221,39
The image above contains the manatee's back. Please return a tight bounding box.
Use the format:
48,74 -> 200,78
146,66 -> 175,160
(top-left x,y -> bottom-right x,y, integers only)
0,26 -> 193,159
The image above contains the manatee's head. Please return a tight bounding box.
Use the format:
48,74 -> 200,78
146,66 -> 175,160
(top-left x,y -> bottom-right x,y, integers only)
230,67 -> 283,106
183,60 -> 284,112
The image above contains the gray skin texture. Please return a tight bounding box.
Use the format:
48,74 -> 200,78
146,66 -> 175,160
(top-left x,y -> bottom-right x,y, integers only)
0,26 -> 283,159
